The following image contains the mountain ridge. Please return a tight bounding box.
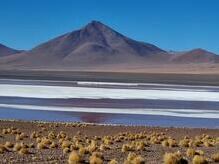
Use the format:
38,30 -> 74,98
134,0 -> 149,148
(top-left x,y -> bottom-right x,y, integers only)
0,43 -> 23,57
0,20 -> 218,69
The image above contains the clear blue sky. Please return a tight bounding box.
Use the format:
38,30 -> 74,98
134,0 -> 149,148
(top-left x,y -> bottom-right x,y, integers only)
0,0 -> 219,54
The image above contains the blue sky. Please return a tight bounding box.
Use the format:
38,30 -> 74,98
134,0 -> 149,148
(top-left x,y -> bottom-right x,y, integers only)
0,0 -> 219,54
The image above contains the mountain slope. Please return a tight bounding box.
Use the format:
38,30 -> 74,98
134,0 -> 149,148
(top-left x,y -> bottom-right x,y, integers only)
171,48 -> 219,63
0,44 -> 22,57
0,21 -> 218,70
0,21 -> 169,68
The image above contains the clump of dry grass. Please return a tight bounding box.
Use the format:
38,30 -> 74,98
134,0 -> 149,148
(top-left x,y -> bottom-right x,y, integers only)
16,134 -> 24,141
0,144 -> 7,154
211,153 -> 219,162
192,155 -> 208,164
5,141 -> 14,149
50,142 -> 58,149
63,147 -> 71,154
30,131 -> 38,139
162,140 -> 169,147
192,139 -> 202,147
61,140 -> 72,149
124,152 -> 145,164
203,141 -> 213,147
108,159 -> 118,164
186,148 -> 196,158
162,138 -> 177,148
18,147 -> 29,155
168,138 -> 178,147
13,143 -> 22,152
122,144 -> 131,152
48,131 -> 56,139
99,144 -> 110,151
186,148 -> 204,158
89,152 -> 103,164
28,143 -> 35,148
68,151 -> 82,164
78,147 -> 87,155
37,142 -> 47,149
57,131 -> 67,139
179,139 -> 190,147
163,152 -> 188,164
131,155 -> 145,164
87,140 -> 98,153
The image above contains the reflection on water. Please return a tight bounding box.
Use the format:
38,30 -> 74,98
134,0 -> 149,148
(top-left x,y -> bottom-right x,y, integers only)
78,113 -> 111,123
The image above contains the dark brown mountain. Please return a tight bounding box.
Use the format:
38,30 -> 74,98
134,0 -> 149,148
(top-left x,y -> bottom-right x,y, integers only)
0,21 -> 218,70
171,48 -> 219,63
0,21 -> 169,68
0,43 -> 22,57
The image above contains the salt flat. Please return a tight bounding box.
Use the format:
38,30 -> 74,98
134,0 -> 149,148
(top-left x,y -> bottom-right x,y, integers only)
0,83 -> 219,101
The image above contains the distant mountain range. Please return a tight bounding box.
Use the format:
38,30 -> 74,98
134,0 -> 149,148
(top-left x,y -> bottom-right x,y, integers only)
0,21 -> 218,69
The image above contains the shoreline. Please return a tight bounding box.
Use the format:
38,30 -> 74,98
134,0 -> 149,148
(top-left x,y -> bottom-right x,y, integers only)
0,119 -> 218,130
0,70 -> 219,86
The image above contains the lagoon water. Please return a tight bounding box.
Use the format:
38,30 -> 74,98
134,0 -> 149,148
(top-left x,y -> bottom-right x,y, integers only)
0,79 -> 219,128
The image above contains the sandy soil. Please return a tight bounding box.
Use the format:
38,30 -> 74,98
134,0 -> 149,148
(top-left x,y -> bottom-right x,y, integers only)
1,69 -> 219,86
0,120 -> 218,163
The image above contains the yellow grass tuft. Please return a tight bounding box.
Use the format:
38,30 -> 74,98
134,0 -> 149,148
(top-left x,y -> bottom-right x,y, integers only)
89,156 -> 103,164
0,144 -> 7,154
5,141 -> 14,148
18,147 -> 29,155
108,159 -> 118,164
13,143 -> 22,152
211,153 -> 219,162
163,152 -> 188,164
186,148 -> 197,158
192,155 -> 208,164
68,151 -> 82,164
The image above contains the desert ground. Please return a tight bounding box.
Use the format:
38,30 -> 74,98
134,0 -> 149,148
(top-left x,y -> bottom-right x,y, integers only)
0,120 -> 218,164
1,65 -> 219,86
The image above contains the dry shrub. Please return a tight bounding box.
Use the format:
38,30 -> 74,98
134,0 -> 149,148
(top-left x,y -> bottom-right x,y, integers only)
179,139 -> 190,147
162,140 -> 169,147
0,144 -> 7,154
168,139 -> 178,147
131,155 -> 146,164
37,142 -> 47,149
18,147 -> 29,155
124,152 -> 145,164
122,144 -> 131,152
61,140 -> 72,149
13,143 -> 22,152
186,148 -> 196,158
87,140 -> 97,153
68,151 -> 82,164
211,153 -> 219,162
108,159 -> 118,164
163,152 -> 188,164
50,142 -> 58,149
78,147 -> 86,155
63,147 -> 71,154
203,141 -> 213,147
192,155 -> 208,164
89,152 -> 103,164
5,141 -> 14,148
89,156 -> 103,164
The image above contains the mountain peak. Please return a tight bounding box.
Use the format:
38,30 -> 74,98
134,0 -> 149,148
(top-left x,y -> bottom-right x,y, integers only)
82,20 -> 113,33
190,48 -> 207,53
89,20 -> 104,25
